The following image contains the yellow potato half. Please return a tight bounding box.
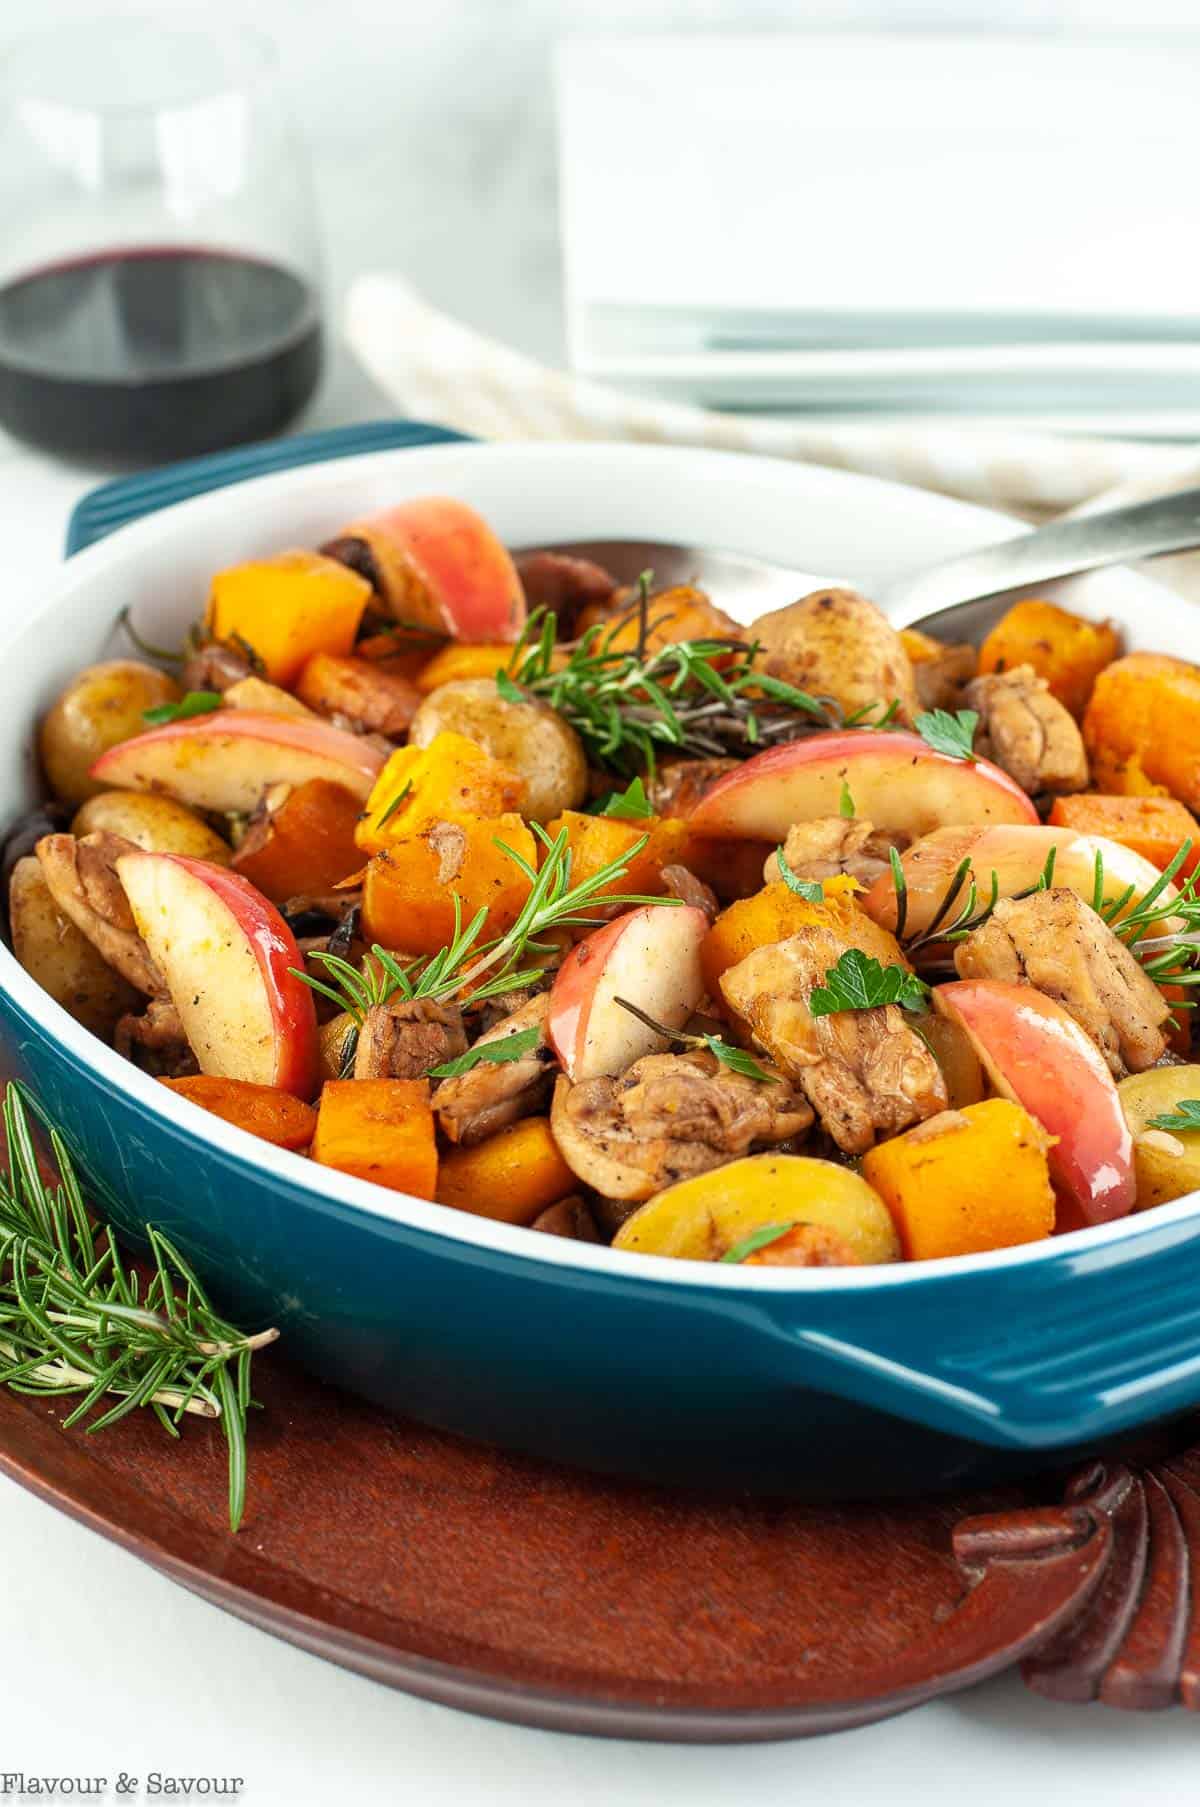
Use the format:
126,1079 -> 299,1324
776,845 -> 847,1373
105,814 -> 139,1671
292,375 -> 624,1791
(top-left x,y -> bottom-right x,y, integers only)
612,1154 -> 901,1264
1119,1065 -> 1200,1211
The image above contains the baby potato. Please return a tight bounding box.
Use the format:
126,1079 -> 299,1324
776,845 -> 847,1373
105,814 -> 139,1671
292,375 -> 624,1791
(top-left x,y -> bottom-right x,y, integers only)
612,1153 -> 902,1264
750,587 -> 919,725
409,677 -> 587,822
319,1010 -> 359,1079
1119,1065 -> 1200,1210
39,660 -> 180,805
8,855 -> 139,1037
72,790 -> 232,864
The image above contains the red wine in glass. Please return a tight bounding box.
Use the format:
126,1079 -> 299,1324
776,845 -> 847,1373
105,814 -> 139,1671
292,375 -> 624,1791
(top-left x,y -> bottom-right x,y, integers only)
0,246 -> 323,465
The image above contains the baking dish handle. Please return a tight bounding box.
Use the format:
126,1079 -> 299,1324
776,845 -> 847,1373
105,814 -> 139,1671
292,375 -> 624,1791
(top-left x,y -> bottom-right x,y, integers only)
65,418 -> 471,554
773,1210 -> 1200,1450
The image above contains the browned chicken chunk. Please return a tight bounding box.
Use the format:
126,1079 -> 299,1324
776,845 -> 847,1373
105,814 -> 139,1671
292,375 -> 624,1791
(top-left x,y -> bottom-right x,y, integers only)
910,640 -> 977,712
763,817 -> 910,890
749,588 -> 919,725
954,887 -> 1170,1076
434,994 -> 555,1145
550,1049 -> 813,1201
182,640 -> 254,694
648,758 -> 741,818
660,863 -> 719,920
514,550 -> 618,634
115,995 -> 197,1077
720,929 -> 947,1154
35,831 -> 162,995
966,664 -> 1089,795
354,998 -> 467,1081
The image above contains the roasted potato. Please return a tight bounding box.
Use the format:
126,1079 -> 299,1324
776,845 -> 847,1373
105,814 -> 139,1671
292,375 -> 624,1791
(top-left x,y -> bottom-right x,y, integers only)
749,587 -> 919,725
72,790 -> 232,864
409,678 -> 588,822
1119,1065 -> 1200,1210
8,855 -> 139,1037
611,1154 -> 902,1264
39,660 -> 180,805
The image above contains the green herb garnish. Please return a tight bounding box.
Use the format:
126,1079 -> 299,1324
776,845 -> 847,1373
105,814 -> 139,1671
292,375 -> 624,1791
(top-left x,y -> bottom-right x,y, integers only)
914,708 -> 979,762
1147,1100 -> 1200,1133
719,1223 -> 797,1264
599,776 -> 654,819
612,996 -> 777,1083
774,846 -> 825,902
427,1025 -> 542,1080
293,828 -> 679,1019
117,606 -> 184,667
373,779 -> 413,831
839,780 -> 856,819
0,1085 -> 274,1531
142,690 -> 222,726
808,948 -> 930,1016
504,605 -> 835,773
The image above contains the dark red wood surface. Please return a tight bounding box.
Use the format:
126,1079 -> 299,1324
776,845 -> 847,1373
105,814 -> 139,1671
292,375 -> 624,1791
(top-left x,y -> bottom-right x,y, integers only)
2,1344 -> 1196,1739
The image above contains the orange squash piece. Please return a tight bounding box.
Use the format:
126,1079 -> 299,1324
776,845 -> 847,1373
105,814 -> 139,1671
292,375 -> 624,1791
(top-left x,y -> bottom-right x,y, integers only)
232,778 -> 363,904
1083,652 -> 1200,808
415,642 -> 515,693
311,1078 -> 437,1197
361,812 -> 536,954
436,1118 -> 576,1225
700,875 -> 883,1001
295,652 -> 420,736
862,1099 -> 1056,1260
160,1076 -> 317,1151
599,585 -> 740,656
356,731 -> 526,855
1048,793 -> 1200,882
206,550 -> 371,688
357,629 -> 444,683
978,598 -> 1121,718
544,810 -> 690,912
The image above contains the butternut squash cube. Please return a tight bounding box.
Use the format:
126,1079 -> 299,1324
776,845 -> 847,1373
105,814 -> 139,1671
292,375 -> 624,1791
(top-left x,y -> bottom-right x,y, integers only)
436,1118 -> 576,1224
356,731 -> 525,855
979,598 -> 1121,718
361,812 -> 536,954
861,1099 -> 1055,1260
206,550 -> 371,688
312,1078 -> 437,1197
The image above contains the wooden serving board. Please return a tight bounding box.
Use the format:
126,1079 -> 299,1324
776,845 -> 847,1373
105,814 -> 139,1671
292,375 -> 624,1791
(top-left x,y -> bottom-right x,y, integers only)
1,1354 -> 1198,1739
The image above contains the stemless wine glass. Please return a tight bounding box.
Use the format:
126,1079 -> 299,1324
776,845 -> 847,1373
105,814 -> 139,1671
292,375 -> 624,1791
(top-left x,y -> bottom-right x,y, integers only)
0,18 -> 324,465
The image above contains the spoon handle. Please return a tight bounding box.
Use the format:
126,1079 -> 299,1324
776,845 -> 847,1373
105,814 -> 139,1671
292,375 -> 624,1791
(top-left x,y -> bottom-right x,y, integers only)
883,485 -> 1200,628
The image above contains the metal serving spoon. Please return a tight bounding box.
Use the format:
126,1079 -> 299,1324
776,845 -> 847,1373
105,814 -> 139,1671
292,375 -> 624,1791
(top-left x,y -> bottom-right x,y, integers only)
524,483 -> 1200,640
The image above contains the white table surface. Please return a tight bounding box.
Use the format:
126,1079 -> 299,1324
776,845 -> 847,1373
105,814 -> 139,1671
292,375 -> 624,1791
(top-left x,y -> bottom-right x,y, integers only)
2,110 -> 1199,1807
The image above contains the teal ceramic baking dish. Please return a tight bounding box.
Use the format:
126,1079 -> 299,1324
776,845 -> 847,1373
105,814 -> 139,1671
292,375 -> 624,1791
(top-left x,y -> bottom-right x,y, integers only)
4,423 -> 1199,1501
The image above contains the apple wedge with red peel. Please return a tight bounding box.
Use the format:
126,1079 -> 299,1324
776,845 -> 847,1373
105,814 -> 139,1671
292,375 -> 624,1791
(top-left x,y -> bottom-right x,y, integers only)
334,496 -> 526,642
117,851 -> 319,1098
548,903 -> 708,1082
687,731 -> 1037,843
935,979 -> 1135,1229
91,710 -> 385,814
863,824 -> 1181,939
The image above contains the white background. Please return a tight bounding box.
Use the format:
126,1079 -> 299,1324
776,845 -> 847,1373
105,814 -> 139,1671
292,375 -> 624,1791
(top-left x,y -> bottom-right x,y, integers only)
3,3 -> 1200,1801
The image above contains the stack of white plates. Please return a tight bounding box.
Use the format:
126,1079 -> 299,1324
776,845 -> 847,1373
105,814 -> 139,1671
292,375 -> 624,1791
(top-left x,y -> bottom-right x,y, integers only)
556,35 -> 1200,433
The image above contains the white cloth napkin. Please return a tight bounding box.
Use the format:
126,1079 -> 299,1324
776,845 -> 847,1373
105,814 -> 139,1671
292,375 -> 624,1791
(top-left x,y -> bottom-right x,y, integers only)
345,275 -> 1200,520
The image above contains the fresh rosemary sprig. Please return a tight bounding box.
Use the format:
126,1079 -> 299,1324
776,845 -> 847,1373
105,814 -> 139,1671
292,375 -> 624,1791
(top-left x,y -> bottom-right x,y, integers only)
293,827 -> 678,1022
1093,841 -> 1200,996
887,845 -> 1057,959
0,1085 -> 275,1531
503,605 -> 839,773
613,996 -> 777,1082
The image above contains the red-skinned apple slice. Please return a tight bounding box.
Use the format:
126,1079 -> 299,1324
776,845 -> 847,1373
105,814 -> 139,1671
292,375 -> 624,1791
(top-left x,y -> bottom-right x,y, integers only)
934,979 -> 1135,1229
117,851 -> 318,1098
334,496 -> 526,642
548,903 -> 708,1082
91,710 -> 385,814
687,731 -> 1037,842
863,824 -> 1182,939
